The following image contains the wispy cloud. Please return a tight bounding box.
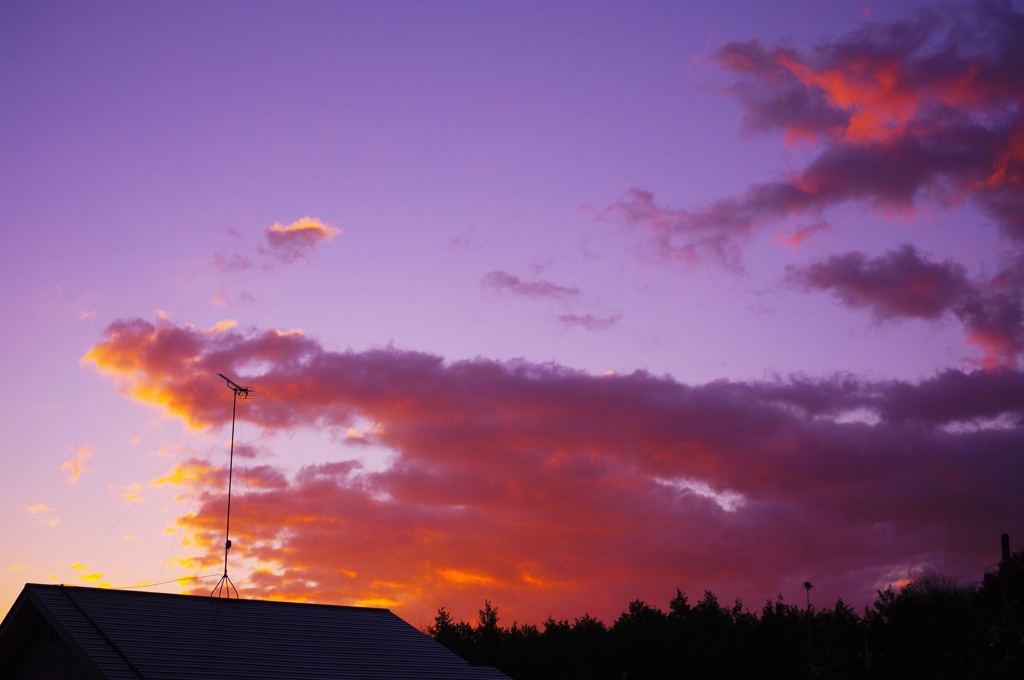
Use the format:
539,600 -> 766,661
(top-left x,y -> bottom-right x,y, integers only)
27,504 -> 59,527
121,483 -> 143,502
86,317 -> 1024,623
212,288 -> 229,308
557,313 -> 621,331
481,271 -> 580,300
61,445 -> 92,484
772,221 -> 828,248
210,252 -> 256,273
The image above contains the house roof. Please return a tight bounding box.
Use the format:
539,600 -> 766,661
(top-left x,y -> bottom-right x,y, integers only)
0,584 -> 510,680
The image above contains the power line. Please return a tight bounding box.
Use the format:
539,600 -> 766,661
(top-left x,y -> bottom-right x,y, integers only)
119,574 -> 222,589
74,420 -> 213,582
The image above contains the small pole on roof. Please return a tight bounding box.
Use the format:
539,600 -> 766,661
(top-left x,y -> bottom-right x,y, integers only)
212,373 -> 251,599
804,581 -> 813,679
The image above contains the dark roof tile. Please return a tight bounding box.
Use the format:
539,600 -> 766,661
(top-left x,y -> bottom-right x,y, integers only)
0,584 -> 510,680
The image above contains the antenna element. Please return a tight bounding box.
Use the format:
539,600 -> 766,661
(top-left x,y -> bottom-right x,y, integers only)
212,373 -> 252,598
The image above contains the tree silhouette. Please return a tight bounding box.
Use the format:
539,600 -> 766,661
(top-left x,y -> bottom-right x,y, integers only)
865,572 -> 998,677
425,555 -> 1022,680
611,600 -> 669,677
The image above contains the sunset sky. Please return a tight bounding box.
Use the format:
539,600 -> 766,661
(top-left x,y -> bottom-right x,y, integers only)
3,0 -> 1024,629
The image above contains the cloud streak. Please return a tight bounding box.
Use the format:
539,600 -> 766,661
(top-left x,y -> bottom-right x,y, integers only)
85,317 -> 1024,624
481,271 -> 581,300
557,313 -> 621,331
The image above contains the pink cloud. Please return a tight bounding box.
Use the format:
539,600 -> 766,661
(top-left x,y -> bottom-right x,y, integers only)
772,221 -> 829,248
598,188 -> 749,268
86,318 -> 1024,625
261,217 -> 342,266
603,3 -> 1024,264
211,217 -> 341,272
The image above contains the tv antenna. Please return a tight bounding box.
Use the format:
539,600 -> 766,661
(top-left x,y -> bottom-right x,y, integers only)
212,373 -> 252,598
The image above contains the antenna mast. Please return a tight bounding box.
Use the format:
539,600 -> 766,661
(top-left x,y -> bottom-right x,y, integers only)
212,373 -> 251,598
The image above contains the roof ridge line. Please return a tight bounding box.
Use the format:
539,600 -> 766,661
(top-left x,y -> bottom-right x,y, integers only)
60,586 -> 147,679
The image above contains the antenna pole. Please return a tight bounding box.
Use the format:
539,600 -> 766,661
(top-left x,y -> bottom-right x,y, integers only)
212,373 -> 250,598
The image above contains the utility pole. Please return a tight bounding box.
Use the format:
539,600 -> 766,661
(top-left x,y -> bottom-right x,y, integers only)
1001,533 -> 1020,673
804,581 -> 813,679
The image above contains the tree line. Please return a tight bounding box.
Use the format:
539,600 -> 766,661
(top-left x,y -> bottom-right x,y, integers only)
427,548 -> 1023,679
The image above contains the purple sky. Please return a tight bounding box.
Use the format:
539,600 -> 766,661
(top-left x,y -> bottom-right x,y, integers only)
2,0 -> 1023,628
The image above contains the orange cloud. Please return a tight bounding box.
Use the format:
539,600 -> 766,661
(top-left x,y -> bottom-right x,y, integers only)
777,53 -> 920,144
27,504 -> 59,527
156,459 -> 215,490
61,445 -> 92,484
81,317 -> 292,428
211,217 -> 341,272
85,317 -> 1024,625
439,569 -> 499,587
264,217 -> 341,256
121,483 -> 143,502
